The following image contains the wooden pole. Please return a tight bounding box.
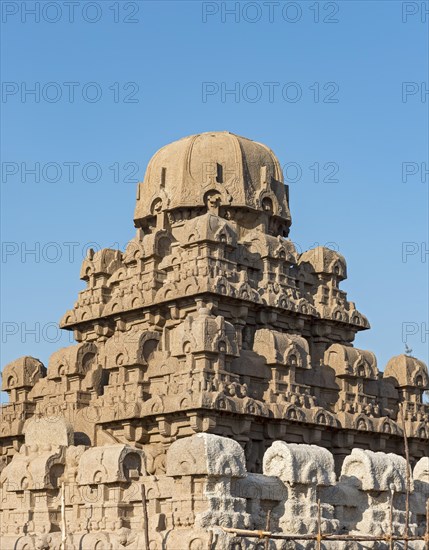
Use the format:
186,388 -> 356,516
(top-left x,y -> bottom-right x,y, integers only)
400,404 -> 411,550
425,499 -> 429,550
317,499 -> 322,550
388,486 -> 394,550
220,526 -> 425,542
60,482 -> 66,550
264,509 -> 271,550
141,484 -> 150,550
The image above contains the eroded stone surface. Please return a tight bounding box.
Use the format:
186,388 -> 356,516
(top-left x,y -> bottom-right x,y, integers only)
1,131 -> 428,548
166,433 -> 246,478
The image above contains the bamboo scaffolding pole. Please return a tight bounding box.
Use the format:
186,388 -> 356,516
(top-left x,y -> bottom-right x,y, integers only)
60,481 -> 66,550
426,499 -> 429,550
389,485 -> 395,550
141,484 -> 150,550
220,526 -> 426,542
317,499 -> 322,550
264,510 -> 271,550
400,404 -> 411,550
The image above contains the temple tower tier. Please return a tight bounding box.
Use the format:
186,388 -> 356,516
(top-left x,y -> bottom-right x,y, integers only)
1,132 -> 428,549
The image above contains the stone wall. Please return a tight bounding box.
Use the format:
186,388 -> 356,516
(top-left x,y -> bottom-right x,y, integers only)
2,131 -> 428,549
1,419 -> 427,549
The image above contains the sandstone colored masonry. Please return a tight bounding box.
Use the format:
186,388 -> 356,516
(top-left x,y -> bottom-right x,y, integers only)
1,131 -> 428,548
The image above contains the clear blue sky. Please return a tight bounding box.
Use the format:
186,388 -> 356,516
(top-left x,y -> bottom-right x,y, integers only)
1,1 -> 428,403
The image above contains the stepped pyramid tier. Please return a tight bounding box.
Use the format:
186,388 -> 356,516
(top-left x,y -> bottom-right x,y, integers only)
2,130 -> 428,465
1,132 -> 428,549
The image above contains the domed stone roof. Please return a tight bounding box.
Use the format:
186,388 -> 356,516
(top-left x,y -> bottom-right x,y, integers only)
299,247 -> 347,280
384,354 -> 429,388
2,356 -> 46,391
134,131 -> 291,233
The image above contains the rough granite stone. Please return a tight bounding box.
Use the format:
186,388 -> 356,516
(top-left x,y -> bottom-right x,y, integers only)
1,131 -> 427,549
166,433 -> 246,478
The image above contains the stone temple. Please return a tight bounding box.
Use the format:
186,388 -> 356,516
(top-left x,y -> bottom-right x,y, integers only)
1,131 -> 428,549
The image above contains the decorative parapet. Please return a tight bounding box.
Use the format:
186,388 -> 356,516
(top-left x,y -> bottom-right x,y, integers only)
0,431 -> 428,549
263,441 -> 336,486
1,357 -> 46,399
76,444 -> 146,485
341,448 -> 409,492
166,433 -> 246,478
